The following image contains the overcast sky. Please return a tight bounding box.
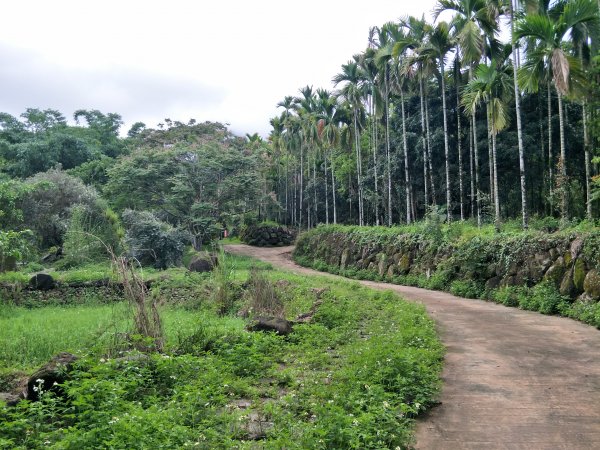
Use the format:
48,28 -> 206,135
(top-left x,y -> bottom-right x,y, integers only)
1,0 -> 440,137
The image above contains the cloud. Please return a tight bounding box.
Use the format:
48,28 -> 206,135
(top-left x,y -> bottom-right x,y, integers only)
0,43 -> 226,132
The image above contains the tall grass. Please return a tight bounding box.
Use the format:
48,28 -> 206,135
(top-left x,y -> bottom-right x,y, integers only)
0,303 -> 225,371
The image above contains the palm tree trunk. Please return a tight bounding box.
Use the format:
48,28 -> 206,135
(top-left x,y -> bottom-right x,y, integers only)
455,64 -> 465,221
473,111 -> 481,227
324,152 -> 329,225
583,100 -> 592,219
285,157 -> 289,225
354,110 -> 364,226
385,73 -> 393,226
492,129 -> 500,232
547,80 -> 554,212
420,76 -> 429,211
371,93 -> 380,226
331,157 -> 337,224
469,123 -> 475,219
538,92 -> 546,216
293,169 -> 297,226
557,89 -> 567,222
425,98 -> 437,207
400,89 -> 411,224
313,154 -> 318,226
511,0 -> 528,230
487,108 -> 494,205
299,144 -> 304,228
440,62 -> 452,222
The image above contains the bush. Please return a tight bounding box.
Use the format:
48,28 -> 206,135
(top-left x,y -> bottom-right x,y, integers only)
492,286 -> 526,307
0,229 -> 34,271
61,203 -> 124,267
519,281 -> 567,314
122,210 -> 189,269
450,280 -> 484,299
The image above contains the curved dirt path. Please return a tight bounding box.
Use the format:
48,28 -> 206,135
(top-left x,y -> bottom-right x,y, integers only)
225,244 -> 600,449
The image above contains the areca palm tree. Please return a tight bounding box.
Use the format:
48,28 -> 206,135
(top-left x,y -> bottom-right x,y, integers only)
505,0 -> 530,229
422,21 -> 455,222
436,0 -> 503,225
516,0 -> 599,221
463,52 -> 514,231
358,43 -> 382,225
315,88 -> 342,225
333,61 -> 367,226
374,23 -> 400,225
294,86 -> 320,228
401,15 -> 438,212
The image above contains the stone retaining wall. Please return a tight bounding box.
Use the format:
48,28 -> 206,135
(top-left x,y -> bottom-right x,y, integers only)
294,226 -> 600,302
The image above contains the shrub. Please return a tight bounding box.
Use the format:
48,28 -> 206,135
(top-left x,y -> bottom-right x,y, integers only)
244,268 -> 285,318
492,286 -> 526,307
122,210 -> 189,269
61,203 -> 124,267
519,281 -> 567,314
450,280 -> 484,299
0,229 -> 34,271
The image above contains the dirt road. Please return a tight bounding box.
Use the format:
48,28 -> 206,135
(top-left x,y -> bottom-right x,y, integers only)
224,244 -> 600,449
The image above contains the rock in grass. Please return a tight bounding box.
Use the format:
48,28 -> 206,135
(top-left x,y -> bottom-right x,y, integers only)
26,352 -> 78,401
188,254 -> 218,273
0,392 -> 20,406
28,273 -> 55,291
247,316 -> 293,335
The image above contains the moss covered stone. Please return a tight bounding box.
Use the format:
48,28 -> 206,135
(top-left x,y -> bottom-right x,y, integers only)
340,248 -> 350,269
544,257 -> 565,287
583,269 -> 600,300
398,254 -> 411,274
377,253 -> 389,277
573,258 -> 587,292
560,268 -> 576,297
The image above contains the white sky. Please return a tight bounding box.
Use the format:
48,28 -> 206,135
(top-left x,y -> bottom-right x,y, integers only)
0,0 -> 440,137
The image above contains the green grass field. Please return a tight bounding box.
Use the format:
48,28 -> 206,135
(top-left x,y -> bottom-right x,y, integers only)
0,254 -> 443,449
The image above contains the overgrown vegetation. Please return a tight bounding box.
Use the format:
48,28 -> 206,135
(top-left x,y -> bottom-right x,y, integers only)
0,254 -> 442,449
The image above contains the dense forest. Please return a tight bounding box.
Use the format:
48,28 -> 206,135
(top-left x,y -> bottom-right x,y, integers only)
268,0 -> 600,230
0,111 -> 270,267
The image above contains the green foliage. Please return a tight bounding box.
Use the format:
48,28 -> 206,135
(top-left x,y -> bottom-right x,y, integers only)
450,279 -> 484,299
492,286 -> 527,307
61,204 -> 123,267
105,134 -> 261,250
23,168 -> 100,248
519,281 -> 569,315
122,210 -> 189,269
0,229 -> 34,270
0,180 -> 30,229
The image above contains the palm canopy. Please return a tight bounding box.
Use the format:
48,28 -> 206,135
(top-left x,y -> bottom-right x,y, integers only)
435,0 -> 503,65
462,48 -> 514,134
515,0 -> 599,95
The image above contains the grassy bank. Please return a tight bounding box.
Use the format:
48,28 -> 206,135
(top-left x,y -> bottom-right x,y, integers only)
0,253 -> 443,449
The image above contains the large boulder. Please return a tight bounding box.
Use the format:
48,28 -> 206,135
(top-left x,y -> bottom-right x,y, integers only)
188,255 -> 217,273
26,352 -> 78,401
28,273 -> 55,291
583,270 -> 600,300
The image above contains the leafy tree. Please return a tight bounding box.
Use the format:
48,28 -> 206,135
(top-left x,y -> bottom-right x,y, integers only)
23,168 -> 100,248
